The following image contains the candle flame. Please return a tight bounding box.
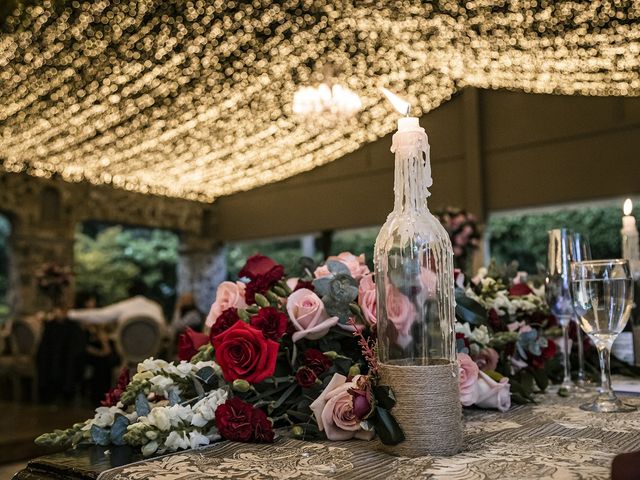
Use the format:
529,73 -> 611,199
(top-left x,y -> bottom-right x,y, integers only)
381,88 -> 411,116
624,198 -> 633,215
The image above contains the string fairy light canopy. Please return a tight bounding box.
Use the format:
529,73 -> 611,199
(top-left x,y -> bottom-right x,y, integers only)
1,0 -> 639,202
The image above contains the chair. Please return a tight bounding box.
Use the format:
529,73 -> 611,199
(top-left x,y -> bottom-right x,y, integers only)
114,315 -> 164,373
0,316 -> 42,401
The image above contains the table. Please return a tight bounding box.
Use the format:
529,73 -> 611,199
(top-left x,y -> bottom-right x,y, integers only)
14,392 -> 640,480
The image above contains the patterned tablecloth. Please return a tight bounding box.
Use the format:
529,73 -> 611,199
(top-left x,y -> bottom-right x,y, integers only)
98,392 -> 640,480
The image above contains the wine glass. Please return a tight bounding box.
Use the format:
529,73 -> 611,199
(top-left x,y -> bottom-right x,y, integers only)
569,232 -> 591,388
546,229 -> 576,392
571,259 -> 636,413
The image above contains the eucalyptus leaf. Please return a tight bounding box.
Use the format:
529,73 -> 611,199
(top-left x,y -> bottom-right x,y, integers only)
135,392 -> 151,417
168,389 -> 181,406
110,414 -> 130,446
90,425 -> 110,446
326,260 -> 350,276
312,276 -> 332,297
329,274 -> 359,303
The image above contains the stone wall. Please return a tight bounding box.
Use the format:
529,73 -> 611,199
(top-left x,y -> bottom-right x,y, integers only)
0,171 -> 222,315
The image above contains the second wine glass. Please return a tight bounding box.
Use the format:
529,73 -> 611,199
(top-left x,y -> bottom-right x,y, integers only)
546,228 -> 575,392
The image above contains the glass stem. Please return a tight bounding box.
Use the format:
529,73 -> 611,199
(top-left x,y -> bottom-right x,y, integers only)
598,346 -> 613,398
575,317 -> 586,386
561,321 -> 572,386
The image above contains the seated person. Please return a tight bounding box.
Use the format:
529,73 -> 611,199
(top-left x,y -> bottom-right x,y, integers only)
84,323 -> 119,404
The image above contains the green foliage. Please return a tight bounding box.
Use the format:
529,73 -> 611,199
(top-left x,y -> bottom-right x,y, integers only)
74,225 -> 179,310
488,205 -> 631,273
227,239 -> 322,280
330,227 -> 378,270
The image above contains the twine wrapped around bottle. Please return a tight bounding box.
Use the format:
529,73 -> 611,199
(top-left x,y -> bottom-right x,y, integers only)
378,362 -> 463,457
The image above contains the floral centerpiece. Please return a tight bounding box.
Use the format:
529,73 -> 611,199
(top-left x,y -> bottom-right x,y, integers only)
37,254 -> 559,455
454,263 -> 561,406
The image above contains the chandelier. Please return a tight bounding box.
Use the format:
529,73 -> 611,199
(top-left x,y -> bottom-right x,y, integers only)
292,84 -> 362,117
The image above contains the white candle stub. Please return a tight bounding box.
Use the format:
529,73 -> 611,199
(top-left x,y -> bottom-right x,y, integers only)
398,116 -> 420,132
622,199 -> 636,232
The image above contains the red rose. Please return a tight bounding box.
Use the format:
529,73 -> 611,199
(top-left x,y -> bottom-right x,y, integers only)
295,366 -> 318,388
252,408 -> 275,443
101,367 -> 130,407
541,338 -> 557,360
294,280 -> 314,292
213,321 -> 279,384
239,255 -> 285,303
177,328 -> 210,361
215,397 -> 255,442
509,283 -> 534,297
209,308 -> 241,340
488,308 -> 504,331
303,348 -> 332,375
250,307 -> 288,340
239,254 -> 284,280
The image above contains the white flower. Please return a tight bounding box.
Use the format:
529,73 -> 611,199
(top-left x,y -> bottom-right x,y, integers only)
469,325 -> 491,346
191,388 -> 228,427
92,406 -> 121,428
455,322 -> 472,338
138,358 -> 169,374
167,404 -> 194,428
141,440 -> 159,456
175,361 -> 193,377
132,370 -> 153,382
147,407 -> 171,431
164,431 -> 190,451
149,375 -> 175,396
472,267 -> 488,284
188,431 -> 210,449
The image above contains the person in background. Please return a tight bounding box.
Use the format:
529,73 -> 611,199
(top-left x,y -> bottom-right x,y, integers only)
84,323 -> 118,404
170,292 -> 203,336
68,281 -> 166,332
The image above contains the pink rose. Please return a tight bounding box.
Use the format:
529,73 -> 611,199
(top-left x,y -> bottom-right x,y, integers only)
286,288 -> 339,342
475,371 -> 511,412
205,282 -> 248,328
309,373 -> 375,441
357,274 -> 377,326
314,252 -> 370,280
386,285 -> 416,348
473,348 -> 499,372
458,352 -> 479,406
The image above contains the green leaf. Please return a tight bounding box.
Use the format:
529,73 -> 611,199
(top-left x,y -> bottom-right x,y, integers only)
455,288 -> 487,325
195,366 -> 217,386
271,383 -> 298,411
373,385 -> 397,410
371,407 -> 405,445
531,367 -> 549,392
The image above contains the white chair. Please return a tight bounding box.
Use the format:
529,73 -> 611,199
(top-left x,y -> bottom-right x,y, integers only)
114,315 -> 164,373
0,316 -> 42,401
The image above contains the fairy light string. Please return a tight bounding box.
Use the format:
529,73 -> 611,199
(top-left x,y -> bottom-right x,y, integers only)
1,0 -> 638,201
